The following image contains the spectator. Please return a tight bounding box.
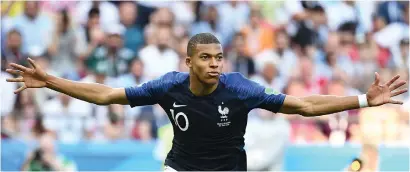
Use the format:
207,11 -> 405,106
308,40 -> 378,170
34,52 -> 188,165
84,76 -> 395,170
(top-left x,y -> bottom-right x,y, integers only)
29,54 -> 60,113
85,23 -> 135,77
79,61 -> 117,142
170,1 -> 196,27
75,7 -> 105,66
245,109 -> 290,171
190,5 -> 228,47
217,1 -> 250,40
131,110 -> 156,142
20,113 -> 52,142
353,41 -> 380,92
116,58 -> 146,132
226,32 -> 255,77
322,32 -> 354,72
251,59 -> 286,93
12,1 -> 54,54
41,91 -> 93,144
1,66 -> 17,116
376,1 -> 407,25
118,1 -> 144,53
176,35 -> 190,59
75,1 -> 119,30
47,9 -> 78,77
240,6 -> 275,57
21,134 -> 77,171
294,57 -> 323,94
254,29 -> 298,79
104,112 -> 124,141
2,29 -> 25,64
139,26 -> 179,80
39,1 -> 77,17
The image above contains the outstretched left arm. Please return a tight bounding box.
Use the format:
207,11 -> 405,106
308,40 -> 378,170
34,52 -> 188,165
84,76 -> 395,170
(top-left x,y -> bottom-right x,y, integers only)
279,72 -> 407,117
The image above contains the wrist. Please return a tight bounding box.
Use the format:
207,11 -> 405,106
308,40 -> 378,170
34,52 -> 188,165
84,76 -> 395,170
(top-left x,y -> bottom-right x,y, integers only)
358,94 -> 369,108
44,73 -> 54,88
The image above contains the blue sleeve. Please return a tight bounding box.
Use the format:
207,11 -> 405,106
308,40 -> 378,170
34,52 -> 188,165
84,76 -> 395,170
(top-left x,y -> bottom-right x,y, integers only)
124,72 -> 177,107
224,73 -> 286,113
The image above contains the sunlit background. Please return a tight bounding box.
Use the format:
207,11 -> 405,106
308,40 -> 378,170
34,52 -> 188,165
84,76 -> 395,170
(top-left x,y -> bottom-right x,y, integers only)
1,0 -> 409,171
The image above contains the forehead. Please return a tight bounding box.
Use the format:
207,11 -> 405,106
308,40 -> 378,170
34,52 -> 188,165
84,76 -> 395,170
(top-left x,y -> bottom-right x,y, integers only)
195,44 -> 222,56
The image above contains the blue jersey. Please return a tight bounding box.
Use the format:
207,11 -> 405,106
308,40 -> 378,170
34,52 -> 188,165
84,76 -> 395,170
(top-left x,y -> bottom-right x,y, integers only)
125,71 -> 286,171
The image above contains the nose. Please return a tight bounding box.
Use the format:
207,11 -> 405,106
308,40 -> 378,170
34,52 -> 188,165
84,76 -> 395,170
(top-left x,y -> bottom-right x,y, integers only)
209,57 -> 218,68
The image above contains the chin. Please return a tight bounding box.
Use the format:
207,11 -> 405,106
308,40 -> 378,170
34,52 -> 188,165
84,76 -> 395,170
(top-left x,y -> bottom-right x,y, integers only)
202,77 -> 219,85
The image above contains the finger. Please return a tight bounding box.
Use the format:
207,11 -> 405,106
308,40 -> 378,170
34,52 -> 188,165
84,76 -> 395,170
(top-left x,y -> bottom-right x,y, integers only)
388,99 -> 403,105
389,80 -> 407,91
374,72 -> 380,85
6,77 -> 24,82
385,74 -> 400,87
5,69 -> 23,75
391,88 -> 408,97
27,57 -> 38,69
10,63 -> 29,72
14,85 -> 27,94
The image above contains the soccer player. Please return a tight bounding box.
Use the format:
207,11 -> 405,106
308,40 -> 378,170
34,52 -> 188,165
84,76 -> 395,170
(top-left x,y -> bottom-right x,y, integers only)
5,33 -> 407,171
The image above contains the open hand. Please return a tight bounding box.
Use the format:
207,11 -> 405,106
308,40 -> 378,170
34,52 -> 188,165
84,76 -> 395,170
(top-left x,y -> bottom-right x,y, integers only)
366,72 -> 408,106
5,58 -> 48,94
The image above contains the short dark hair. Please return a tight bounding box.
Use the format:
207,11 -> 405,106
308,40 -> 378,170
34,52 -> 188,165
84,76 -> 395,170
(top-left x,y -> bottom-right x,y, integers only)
88,7 -> 100,18
187,33 -> 220,57
7,29 -> 21,37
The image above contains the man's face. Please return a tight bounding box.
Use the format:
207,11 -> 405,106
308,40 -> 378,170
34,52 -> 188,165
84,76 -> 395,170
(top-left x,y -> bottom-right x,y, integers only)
207,6 -> 218,22
24,1 -> 39,19
119,2 -> 137,26
131,60 -> 143,77
188,44 -> 224,85
106,35 -> 123,50
327,82 -> 346,96
300,58 -> 313,81
7,32 -> 22,50
262,63 -> 276,82
276,32 -> 289,50
39,135 -> 55,154
88,15 -> 100,28
157,27 -> 172,49
233,35 -> 246,54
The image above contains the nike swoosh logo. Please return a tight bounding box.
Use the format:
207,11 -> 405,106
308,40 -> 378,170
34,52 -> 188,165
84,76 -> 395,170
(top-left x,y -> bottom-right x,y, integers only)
173,102 -> 187,108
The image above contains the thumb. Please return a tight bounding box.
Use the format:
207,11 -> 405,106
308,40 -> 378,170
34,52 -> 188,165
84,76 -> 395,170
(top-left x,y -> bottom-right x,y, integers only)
374,72 -> 380,85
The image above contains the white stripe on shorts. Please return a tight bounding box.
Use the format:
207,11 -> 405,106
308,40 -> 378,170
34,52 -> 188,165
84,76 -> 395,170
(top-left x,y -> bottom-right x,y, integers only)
164,165 -> 178,172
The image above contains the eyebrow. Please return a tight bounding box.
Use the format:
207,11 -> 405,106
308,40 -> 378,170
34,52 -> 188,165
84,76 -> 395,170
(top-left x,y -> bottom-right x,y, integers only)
200,53 -> 223,56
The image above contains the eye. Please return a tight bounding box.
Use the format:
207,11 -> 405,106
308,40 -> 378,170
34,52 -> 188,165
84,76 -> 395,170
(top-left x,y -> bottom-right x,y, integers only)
200,55 -> 209,59
216,55 -> 223,60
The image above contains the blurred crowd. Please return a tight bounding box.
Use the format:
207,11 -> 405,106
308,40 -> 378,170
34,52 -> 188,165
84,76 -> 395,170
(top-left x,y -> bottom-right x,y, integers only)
1,0 -> 409,167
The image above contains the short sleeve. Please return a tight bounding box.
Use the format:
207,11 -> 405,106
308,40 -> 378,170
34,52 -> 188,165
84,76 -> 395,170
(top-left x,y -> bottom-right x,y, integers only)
125,72 -> 178,107
223,73 -> 286,113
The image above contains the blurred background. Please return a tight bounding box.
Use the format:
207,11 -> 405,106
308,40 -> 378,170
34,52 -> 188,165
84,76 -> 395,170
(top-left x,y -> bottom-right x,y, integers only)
1,0 -> 409,171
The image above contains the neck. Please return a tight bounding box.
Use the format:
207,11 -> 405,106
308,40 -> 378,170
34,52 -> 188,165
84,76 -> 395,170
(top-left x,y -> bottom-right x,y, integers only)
209,21 -> 217,30
133,75 -> 141,83
25,14 -> 36,20
9,47 -> 19,54
251,23 -> 258,30
189,72 -> 218,96
108,48 -> 117,56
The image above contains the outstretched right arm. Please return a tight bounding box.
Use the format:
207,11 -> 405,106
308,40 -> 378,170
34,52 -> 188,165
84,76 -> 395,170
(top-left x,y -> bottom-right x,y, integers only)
6,58 -> 174,106
45,75 -> 127,105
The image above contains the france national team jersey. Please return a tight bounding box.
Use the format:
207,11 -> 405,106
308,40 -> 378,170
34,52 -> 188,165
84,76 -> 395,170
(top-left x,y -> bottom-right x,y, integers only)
125,71 -> 286,171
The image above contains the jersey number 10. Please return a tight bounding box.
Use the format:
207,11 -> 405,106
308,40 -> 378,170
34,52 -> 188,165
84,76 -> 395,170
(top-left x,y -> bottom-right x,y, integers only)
170,109 -> 189,131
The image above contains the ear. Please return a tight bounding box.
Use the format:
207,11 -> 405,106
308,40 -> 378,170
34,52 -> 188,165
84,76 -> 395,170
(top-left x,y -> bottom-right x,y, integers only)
186,56 -> 192,68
